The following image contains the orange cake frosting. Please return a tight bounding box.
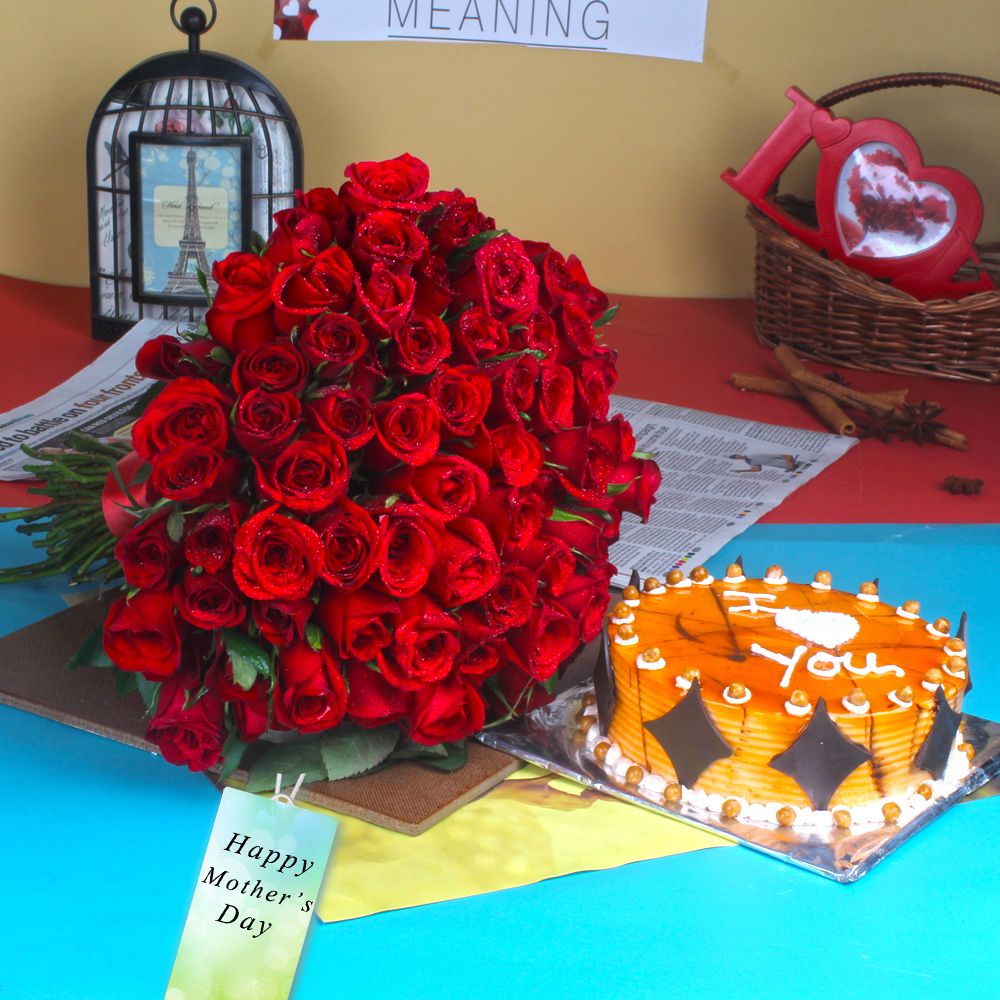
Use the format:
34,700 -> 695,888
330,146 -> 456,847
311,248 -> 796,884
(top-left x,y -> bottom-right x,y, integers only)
585,563 -> 974,828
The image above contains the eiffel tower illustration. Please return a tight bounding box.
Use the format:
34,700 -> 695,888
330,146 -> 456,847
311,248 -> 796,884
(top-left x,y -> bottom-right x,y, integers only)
163,148 -> 211,295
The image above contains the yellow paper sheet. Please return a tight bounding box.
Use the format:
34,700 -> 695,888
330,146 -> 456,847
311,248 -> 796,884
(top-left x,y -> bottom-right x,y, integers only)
311,765 -> 732,923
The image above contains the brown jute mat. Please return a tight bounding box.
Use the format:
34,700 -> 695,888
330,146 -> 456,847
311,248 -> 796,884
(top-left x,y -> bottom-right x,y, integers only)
0,596 -> 519,834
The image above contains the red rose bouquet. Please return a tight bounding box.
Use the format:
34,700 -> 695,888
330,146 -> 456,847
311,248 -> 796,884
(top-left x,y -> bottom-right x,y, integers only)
1,154 -> 660,787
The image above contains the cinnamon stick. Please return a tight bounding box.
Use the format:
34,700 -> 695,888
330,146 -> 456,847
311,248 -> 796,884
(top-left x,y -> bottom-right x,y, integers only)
732,372 -> 909,409
772,349 -> 856,436
774,346 -> 968,451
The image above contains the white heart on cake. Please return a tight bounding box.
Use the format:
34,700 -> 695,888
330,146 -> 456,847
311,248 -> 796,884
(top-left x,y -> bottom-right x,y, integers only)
773,607 -> 860,649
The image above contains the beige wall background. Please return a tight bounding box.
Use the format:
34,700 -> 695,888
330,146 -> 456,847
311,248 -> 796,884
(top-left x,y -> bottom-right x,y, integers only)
2,0 -> 1000,297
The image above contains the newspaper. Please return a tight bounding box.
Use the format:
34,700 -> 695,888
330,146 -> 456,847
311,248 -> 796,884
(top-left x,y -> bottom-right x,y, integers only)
608,395 -> 856,587
0,319 -> 176,480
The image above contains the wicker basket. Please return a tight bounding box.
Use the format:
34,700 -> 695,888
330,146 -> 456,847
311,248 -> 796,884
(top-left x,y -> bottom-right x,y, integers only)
748,72 -> 1000,384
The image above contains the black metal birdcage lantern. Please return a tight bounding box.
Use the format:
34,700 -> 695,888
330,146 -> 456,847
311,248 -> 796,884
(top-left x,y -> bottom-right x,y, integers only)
87,0 -> 303,340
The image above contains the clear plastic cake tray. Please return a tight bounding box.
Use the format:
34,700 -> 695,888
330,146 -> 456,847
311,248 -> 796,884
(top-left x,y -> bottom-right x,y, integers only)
478,682 -> 1000,883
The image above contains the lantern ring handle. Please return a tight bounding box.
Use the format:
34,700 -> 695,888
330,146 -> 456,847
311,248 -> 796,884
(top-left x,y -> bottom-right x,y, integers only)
170,0 -> 218,35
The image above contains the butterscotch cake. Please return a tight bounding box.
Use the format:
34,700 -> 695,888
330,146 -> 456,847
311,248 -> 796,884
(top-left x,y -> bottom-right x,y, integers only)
583,563 -> 974,828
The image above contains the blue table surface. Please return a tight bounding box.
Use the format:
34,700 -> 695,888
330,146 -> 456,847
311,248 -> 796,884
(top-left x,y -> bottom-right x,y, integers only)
2,521 -> 999,1000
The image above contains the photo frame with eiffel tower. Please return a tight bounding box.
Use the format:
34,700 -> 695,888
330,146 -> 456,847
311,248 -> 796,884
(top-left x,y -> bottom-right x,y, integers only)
128,133 -> 251,306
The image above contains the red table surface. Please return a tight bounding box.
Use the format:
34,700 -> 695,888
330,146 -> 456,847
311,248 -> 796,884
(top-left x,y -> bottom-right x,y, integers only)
0,273 -> 995,522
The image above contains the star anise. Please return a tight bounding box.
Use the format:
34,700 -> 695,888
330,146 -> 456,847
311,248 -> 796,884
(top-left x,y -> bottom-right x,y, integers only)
896,401 -> 947,446
855,409 -> 902,442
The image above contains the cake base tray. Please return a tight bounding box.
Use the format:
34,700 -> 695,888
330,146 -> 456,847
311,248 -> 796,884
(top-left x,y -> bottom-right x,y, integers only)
478,682 -> 1000,883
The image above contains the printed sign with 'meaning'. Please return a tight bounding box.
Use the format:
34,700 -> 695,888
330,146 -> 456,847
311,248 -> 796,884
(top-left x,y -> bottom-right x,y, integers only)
274,1 -> 708,62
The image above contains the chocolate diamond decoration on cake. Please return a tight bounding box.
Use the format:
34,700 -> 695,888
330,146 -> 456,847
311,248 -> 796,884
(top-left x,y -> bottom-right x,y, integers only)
768,698 -> 872,811
915,686 -> 963,780
644,678 -> 733,787
628,568 -> 641,590
593,628 -> 615,736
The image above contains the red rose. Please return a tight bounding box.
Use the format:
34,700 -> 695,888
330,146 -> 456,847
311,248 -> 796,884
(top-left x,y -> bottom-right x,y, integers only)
455,641 -> 502,680
375,505 -> 442,598
519,310 -> 560,359
146,678 -> 226,772
316,586 -> 402,662
539,512 -> 607,566
272,639 -> 348,734
132,378 -> 229,462
485,354 -> 539,424
313,497 -> 381,590
466,234 -> 540,322
534,361 -> 575,432
232,388 -> 302,457
252,598 -> 314,647
391,312 -> 452,376
346,661 -> 407,729
232,340 -> 308,395
550,565 -> 613,643
485,564 -> 537,629
272,246 -> 355,334
426,516 -> 500,606
184,505 -> 242,574
575,350 -> 617,424
263,207 -> 333,266
412,253 -> 455,315
490,422 -> 544,487
205,252 -> 279,353
381,454 -> 488,519
541,247 -> 609,319
233,507 -> 324,601
453,306 -> 510,363
150,446 -> 239,504
114,512 -> 179,590
373,393 -> 441,466
353,264 -> 416,335
506,600 -> 580,681
136,335 -> 223,381
427,189 -> 495,252
341,153 -> 433,214
491,663 -> 554,717
405,674 -> 486,746
556,302 -> 597,360
429,366 -> 492,436
175,569 -> 247,630
474,485 -> 552,551
233,697 -> 270,742
304,388 -> 375,450
104,591 -> 184,678
254,433 -> 350,513
380,595 -> 461,690
297,314 -> 368,373
352,209 -> 429,272
297,186 -> 350,243
517,536 -> 576,595
607,456 -> 661,522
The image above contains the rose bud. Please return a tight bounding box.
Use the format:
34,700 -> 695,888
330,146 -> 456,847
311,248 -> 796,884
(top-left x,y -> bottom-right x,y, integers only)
104,590 -> 185,678
205,251 -> 279,353
262,206 -> 333,266
345,660 -> 406,729
372,393 -> 442,467
232,507 -> 324,602
297,313 -> 369,373
316,586 -> 402,662
453,306 -> 510,362
404,674 -> 486,746
145,678 -> 226,772
313,497 -> 381,591
272,639 -> 348,734
272,245 -> 355,334
149,446 -> 240,505
304,387 -> 375,451
252,598 -> 315,648
390,311 -> 452,376
375,505 -> 443,598
231,339 -> 309,395
351,209 -> 429,273
114,511 -> 179,590
254,433 -> 350,514
490,422 -> 545,487
379,595 -> 461,690
174,569 -> 247,630
131,377 -> 230,461
232,388 -> 302,458
184,505 -> 242,574
340,153 -> 433,215
541,246 -> 610,319
352,264 -> 416,336
429,365 -> 492,436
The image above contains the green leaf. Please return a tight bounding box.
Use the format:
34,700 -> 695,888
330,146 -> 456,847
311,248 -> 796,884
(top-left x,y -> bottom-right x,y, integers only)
632,450 -> 655,460
135,676 -> 161,717
419,740 -> 468,772
389,740 -> 449,762
219,729 -> 249,783
244,737 -> 327,794
223,629 -> 271,691
548,508 -> 596,524
319,725 -> 399,781
166,508 -> 185,544
196,268 -> 212,306
606,482 -> 630,495
114,669 -> 138,698
210,346 -> 233,366
593,304 -> 620,328
250,231 -> 267,255
66,624 -> 113,670
305,622 -> 324,652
